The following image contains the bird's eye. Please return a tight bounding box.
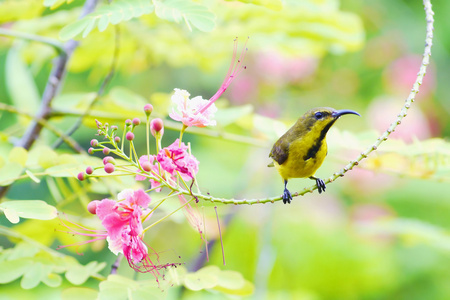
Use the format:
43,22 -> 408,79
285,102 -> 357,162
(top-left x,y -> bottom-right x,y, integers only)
315,112 -> 324,119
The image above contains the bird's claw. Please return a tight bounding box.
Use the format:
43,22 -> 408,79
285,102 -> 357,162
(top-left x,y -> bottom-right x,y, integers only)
282,188 -> 292,204
316,178 -> 326,193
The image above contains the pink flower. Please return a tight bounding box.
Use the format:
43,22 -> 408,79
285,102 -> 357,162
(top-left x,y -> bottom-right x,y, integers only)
169,89 -> 217,127
156,139 -> 199,180
169,38 -> 247,127
58,189 -> 176,276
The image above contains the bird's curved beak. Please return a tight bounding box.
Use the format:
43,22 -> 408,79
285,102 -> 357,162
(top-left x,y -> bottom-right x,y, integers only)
332,109 -> 361,119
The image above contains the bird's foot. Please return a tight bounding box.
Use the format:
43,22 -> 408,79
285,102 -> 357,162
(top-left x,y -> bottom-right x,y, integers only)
282,188 -> 292,204
315,178 -> 326,194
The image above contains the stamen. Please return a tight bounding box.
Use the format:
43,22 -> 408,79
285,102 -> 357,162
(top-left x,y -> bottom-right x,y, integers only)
215,206 -> 225,265
197,37 -> 249,115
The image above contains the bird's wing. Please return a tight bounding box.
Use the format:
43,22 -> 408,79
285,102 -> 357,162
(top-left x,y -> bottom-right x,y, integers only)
269,138 -> 289,165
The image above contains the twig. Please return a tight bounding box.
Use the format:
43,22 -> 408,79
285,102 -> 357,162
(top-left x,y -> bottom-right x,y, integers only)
0,103 -> 83,152
110,254 -> 123,274
0,28 -> 65,54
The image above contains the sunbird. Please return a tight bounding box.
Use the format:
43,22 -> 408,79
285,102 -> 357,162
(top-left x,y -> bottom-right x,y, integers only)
269,107 -> 360,204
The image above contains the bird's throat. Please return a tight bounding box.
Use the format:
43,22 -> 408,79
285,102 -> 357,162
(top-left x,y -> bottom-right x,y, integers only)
303,120 -> 335,161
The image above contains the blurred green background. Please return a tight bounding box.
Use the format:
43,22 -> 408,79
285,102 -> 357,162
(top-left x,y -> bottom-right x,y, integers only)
1,0 -> 449,299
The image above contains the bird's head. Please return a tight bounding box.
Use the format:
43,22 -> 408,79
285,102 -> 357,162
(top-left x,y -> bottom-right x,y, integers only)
299,107 -> 361,134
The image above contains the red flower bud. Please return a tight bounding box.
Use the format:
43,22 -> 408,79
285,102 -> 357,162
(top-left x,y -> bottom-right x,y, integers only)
87,200 -> 100,214
144,104 -> 153,116
77,172 -> 85,181
126,132 -> 135,141
104,163 -> 115,174
141,161 -> 152,172
86,166 -> 94,175
132,118 -> 141,126
150,118 -> 164,137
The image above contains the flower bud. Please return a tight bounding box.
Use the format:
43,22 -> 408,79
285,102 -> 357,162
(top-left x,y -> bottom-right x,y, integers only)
104,163 -> 115,174
77,172 -> 85,181
103,156 -> 115,165
86,166 -> 94,175
111,125 -> 118,130
88,147 -> 94,155
102,147 -> 110,155
141,161 -> 152,172
87,200 -> 100,214
95,119 -> 102,129
144,104 -> 153,116
114,136 -> 121,143
90,139 -> 98,147
132,118 -> 141,126
126,132 -> 135,141
150,118 -> 164,137
125,119 -> 132,126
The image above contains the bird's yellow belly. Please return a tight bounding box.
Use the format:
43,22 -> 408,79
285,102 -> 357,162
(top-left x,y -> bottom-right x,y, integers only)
275,139 -> 327,180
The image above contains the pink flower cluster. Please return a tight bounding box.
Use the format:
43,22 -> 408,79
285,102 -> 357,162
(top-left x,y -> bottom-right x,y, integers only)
136,139 -> 199,189
59,189 -> 176,276
97,189 -> 165,273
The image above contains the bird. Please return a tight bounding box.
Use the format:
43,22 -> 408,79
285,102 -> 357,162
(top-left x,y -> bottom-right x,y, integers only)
268,107 -> 360,204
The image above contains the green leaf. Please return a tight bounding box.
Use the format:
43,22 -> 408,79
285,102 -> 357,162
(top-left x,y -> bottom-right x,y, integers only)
0,200 -> 57,223
216,270 -> 245,289
213,270 -> 254,295
62,287 -> 98,300
5,243 -> 40,260
214,279 -> 255,296
5,46 -> 40,120
9,147 -> 28,167
184,265 -> 220,291
21,262 -> 44,289
59,18 -> 92,40
0,259 -> 31,284
82,19 -> 97,38
0,162 -> 23,186
65,261 -> 106,285
42,272 -> 63,288
99,275 -> 138,300
59,0 -> 155,40
225,0 -> 283,11
154,0 -> 216,32
25,170 -> 41,183
3,208 -> 20,224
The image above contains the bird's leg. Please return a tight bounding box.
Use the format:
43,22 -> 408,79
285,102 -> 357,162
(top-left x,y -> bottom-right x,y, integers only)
282,179 -> 292,204
309,176 -> 326,194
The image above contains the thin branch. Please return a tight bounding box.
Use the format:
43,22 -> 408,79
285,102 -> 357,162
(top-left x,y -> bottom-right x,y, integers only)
0,103 -> 84,153
0,28 -> 65,54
